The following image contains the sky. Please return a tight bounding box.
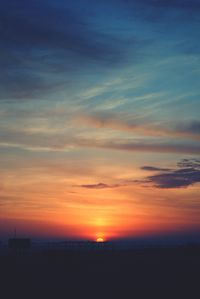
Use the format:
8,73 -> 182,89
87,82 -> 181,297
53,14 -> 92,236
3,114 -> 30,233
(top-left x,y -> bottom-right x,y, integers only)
0,0 -> 200,242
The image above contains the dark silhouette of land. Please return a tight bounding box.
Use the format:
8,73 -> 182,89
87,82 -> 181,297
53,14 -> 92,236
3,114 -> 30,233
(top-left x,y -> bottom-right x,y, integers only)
0,242 -> 200,299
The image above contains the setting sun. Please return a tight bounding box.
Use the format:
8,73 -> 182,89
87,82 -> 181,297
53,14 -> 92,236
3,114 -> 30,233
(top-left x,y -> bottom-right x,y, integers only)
96,237 -> 104,243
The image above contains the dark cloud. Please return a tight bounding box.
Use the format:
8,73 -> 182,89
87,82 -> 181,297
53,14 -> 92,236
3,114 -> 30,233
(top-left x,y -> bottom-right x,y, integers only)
79,159 -> 200,190
80,182 -> 122,189
177,158 -> 200,169
141,166 -> 171,172
145,159 -> 200,189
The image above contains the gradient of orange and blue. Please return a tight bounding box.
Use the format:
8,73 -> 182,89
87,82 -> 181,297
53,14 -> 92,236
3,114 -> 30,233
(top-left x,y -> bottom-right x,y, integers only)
0,0 -> 200,242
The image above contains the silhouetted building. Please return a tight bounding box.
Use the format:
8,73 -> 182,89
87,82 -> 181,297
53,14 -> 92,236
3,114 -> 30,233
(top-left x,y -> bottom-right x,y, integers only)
8,238 -> 31,250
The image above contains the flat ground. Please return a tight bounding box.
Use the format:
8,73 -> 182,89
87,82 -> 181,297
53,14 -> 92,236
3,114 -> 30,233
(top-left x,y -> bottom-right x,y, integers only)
0,246 -> 200,299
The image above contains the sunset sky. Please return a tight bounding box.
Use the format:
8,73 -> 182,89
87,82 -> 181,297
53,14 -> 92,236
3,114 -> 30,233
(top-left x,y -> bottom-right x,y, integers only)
0,0 -> 200,242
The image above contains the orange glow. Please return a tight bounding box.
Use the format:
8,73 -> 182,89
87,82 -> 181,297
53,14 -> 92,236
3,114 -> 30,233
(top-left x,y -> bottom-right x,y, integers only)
1,163 -> 200,240
96,237 -> 104,242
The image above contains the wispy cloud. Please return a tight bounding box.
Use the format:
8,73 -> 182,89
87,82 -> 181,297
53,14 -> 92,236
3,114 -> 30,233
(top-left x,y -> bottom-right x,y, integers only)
77,113 -> 200,141
0,126 -> 200,155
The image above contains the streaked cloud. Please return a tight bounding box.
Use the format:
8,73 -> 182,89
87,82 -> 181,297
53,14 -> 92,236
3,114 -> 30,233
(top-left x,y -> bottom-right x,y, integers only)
76,113 -> 200,141
0,126 -> 200,155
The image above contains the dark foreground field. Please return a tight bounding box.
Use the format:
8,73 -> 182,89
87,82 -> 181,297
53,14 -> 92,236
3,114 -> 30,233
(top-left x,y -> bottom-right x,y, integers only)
1,246 -> 200,299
